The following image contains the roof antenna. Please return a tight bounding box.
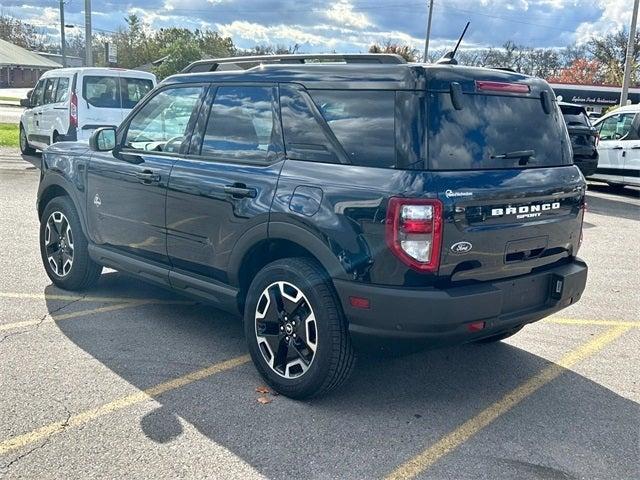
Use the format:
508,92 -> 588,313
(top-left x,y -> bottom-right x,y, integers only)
436,21 -> 470,65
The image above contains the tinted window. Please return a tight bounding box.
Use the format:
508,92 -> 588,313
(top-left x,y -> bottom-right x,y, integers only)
31,80 -> 45,106
200,86 -> 276,162
84,76 -> 119,108
43,78 -> 57,104
54,77 -> 70,103
125,86 -> 204,153
120,77 -> 153,109
560,105 -> 590,126
597,113 -> 635,141
311,90 -> 395,168
427,93 -> 571,170
280,85 -> 340,163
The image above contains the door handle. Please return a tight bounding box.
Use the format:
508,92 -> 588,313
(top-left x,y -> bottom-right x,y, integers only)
135,170 -> 160,184
631,146 -> 640,149
224,184 -> 256,198
612,146 -> 623,150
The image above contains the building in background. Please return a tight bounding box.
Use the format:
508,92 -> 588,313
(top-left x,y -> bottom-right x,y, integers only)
550,83 -> 640,115
0,38 -> 61,88
35,52 -> 83,68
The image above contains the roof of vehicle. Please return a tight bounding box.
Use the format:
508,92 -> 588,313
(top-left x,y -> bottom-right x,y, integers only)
41,67 -> 156,81
163,63 -> 551,92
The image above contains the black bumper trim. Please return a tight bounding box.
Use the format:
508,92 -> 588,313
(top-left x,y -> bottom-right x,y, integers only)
335,258 -> 588,342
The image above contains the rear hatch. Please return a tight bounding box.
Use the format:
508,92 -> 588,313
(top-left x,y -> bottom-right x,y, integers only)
424,67 -> 586,284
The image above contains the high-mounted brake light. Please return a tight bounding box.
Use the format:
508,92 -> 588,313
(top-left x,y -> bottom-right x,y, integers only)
386,198 -> 443,272
475,80 -> 530,94
69,91 -> 78,127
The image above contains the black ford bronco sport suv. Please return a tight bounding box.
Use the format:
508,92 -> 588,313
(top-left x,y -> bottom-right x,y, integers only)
37,54 -> 588,398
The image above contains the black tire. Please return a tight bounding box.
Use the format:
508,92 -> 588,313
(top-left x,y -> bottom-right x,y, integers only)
244,258 -> 355,399
19,124 -> 35,155
39,196 -> 102,291
474,325 -> 524,344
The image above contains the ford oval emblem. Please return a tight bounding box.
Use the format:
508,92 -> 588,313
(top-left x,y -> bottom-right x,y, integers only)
451,241 -> 473,254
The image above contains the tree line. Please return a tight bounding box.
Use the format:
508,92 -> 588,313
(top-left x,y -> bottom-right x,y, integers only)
1,12 -> 638,86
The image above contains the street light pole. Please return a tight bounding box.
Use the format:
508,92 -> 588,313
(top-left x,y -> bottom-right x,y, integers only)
59,0 -> 66,67
423,0 -> 434,62
84,0 -> 92,67
620,0 -> 639,107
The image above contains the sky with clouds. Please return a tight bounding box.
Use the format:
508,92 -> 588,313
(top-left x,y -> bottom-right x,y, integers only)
0,0 -> 635,53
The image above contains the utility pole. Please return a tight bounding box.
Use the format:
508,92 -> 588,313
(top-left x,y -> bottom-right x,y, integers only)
620,0 -> 639,106
423,0 -> 434,62
59,0 -> 66,67
84,0 -> 92,67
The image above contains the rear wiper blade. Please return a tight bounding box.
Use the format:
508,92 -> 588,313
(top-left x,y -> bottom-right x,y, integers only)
490,149 -> 535,160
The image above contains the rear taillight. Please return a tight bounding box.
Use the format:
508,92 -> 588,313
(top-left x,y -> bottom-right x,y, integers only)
70,91 -> 78,127
475,80 -> 530,94
386,198 -> 443,272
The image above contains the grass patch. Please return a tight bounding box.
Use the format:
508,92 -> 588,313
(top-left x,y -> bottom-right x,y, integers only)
0,123 -> 19,147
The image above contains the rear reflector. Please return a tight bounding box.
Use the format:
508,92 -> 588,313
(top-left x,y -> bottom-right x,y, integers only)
467,321 -> 486,332
475,80 -> 530,94
349,296 -> 370,309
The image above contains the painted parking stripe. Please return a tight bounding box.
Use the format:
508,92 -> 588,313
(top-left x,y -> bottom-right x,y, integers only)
546,317 -> 639,328
0,354 -> 251,456
385,325 -> 631,480
0,301 -> 149,332
0,291 -> 195,305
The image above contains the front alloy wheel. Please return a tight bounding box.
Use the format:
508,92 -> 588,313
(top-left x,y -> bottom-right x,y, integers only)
255,281 -> 318,379
44,211 -> 74,277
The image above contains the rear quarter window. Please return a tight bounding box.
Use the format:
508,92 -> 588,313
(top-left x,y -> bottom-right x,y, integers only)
560,105 -> 591,126
83,76 -> 120,108
310,90 -> 395,168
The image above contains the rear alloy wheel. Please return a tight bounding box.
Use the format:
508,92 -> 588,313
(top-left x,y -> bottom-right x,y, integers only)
255,281 -> 318,379
19,124 -> 35,155
245,258 -> 355,399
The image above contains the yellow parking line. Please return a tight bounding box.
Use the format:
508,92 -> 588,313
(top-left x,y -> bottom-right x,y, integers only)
0,301 -> 149,332
385,325 -> 631,480
546,317 -> 639,328
0,291 -> 196,305
0,354 -> 251,456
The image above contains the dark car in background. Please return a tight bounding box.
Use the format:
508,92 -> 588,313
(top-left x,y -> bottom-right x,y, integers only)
559,102 -> 599,177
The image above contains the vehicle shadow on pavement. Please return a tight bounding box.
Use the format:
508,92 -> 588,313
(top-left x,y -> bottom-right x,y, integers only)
45,272 -> 639,480
586,188 -> 640,222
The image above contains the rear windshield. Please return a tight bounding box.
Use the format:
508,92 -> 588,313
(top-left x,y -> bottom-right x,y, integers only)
427,92 -> 571,170
560,104 -> 590,127
83,76 -> 153,109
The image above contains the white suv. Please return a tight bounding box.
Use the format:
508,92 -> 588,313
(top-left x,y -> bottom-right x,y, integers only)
20,67 -> 156,154
591,104 -> 640,188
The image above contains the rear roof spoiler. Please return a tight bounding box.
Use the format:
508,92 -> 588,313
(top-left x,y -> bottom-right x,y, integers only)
182,53 -> 407,73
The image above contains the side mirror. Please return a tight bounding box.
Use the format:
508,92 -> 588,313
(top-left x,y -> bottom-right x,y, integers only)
20,98 -> 30,108
89,127 -> 117,152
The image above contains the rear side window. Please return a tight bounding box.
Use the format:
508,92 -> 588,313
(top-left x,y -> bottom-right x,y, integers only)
310,90 -> 395,168
84,76 -> 119,108
54,77 -> 70,103
427,92 -> 571,170
560,105 -> 590,126
200,86 -> 276,162
83,75 -> 153,109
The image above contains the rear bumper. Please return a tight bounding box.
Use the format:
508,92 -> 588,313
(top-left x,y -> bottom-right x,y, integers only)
334,258 -> 588,344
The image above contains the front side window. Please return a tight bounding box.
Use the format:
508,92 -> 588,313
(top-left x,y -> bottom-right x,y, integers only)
310,90 -> 396,168
124,86 -> 204,153
200,86 -> 276,162
54,77 -> 70,103
598,113 -> 635,141
83,76 -> 120,108
43,78 -> 57,104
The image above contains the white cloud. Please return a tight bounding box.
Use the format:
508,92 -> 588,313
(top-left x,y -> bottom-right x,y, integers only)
575,0 -> 634,43
325,1 -> 372,29
216,21 -> 340,48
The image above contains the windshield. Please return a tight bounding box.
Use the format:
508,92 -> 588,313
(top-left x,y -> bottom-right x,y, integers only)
427,92 -> 571,170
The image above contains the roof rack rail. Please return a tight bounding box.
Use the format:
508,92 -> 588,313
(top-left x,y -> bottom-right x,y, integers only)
182,53 -> 406,73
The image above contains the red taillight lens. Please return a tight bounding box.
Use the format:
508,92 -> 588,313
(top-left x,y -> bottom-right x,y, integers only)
70,91 -> 78,127
475,80 -> 530,94
385,198 -> 443,272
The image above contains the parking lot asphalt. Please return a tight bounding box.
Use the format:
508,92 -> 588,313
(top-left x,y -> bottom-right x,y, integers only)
0,150 -> 638,479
